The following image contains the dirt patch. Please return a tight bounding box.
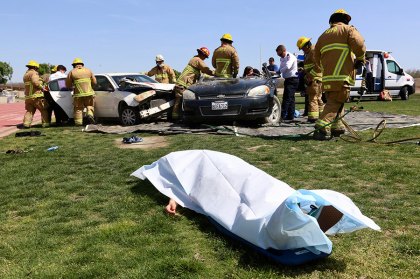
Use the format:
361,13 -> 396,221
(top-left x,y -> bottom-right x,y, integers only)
114,136 -> 168,150
246,145 -> 273,152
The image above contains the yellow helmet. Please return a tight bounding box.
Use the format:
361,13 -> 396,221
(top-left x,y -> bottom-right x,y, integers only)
26,60 -> 39,68
330,9 -> 351,23
220,33 -> 233,42
296,37 -> 311,50
72,58 -> 84,65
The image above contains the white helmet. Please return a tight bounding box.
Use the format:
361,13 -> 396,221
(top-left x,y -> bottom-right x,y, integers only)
155,54 -> 164,62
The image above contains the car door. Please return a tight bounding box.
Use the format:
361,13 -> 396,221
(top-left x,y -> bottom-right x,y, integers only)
93,75 -> 118,117
385,60 -> 404,95
48,78 -> 73,118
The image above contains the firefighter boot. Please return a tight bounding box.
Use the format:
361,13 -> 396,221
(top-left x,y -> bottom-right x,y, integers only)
331,121 -> 345,137
313,122 -> 330,141
86,106 -> 95,124
331,129 -> 345,137
313,130 -> 329,141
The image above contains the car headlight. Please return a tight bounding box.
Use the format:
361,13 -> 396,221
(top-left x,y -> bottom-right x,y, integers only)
248,85 -> 270,97
182,89 -> 196,100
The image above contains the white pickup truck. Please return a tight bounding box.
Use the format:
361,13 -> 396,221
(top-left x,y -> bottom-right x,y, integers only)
350,50 -> 416,100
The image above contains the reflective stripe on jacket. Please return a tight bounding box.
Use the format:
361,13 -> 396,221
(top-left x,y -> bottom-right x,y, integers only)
23,69 -> 44,99
66,66 -> 97,97
176,56 -> 214,88
303,45 -> 316,75
147,65 -> 176,84
311,22 -> 365,91
212,44 -> 239,78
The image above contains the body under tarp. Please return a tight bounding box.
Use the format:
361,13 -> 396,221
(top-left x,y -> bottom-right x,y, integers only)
131,150 -> 380,264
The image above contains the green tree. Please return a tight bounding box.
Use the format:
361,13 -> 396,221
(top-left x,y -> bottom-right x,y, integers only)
0,61 -> 13,84
406,69 -> 420,78
38,63 -> 54,76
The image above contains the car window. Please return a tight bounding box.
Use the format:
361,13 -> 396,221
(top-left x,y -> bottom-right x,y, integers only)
386,60 -> 401,74
111,75 -> 157,85
94,76 -> 114,91
48,78 -> 68,91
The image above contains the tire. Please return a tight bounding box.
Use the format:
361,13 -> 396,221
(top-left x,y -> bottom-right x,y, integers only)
399,86 -> 409,100
119,106 -> 140,126
263,96 -> 281,124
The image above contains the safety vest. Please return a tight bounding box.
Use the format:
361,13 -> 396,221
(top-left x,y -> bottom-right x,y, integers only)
23,70 -> 43,99
24,81 -> 44,99
155,71 -> 169,82
311,23 -> 365,91
176,64 -> 200,88
318,43 -> 355,84
215,58 -> 232,78
73,78 -> 94,97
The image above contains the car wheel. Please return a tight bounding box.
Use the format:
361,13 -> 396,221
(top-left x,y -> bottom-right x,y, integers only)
263,96 -> 281,124
120,106 -> 140,126
400,86 -> 409,100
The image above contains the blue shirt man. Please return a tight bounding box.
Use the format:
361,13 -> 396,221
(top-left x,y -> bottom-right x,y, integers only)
267,57 -> 279,73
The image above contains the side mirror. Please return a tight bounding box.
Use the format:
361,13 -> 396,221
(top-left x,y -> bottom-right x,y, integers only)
398,68 -> 405,75
106,86 -> 115,92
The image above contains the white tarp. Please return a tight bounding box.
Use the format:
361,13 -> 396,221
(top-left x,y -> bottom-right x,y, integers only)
131,150 -> 380,254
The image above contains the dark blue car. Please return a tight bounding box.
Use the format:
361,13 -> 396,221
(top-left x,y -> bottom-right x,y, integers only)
182,71 -> 281,124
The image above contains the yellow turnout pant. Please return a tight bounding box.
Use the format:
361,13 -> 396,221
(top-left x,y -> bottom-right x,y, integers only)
307,81 -> 324,120
315,88 -> 349,134
23,98 -> 50,128
73,95 -> 95,126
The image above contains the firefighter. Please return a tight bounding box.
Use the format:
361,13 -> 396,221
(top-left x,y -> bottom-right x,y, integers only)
212,33 -> 240,78
22,60 -> 50,128
172,47 -> 215,120
65,58 -> 97,126
146,54 -> 176,84
310,9 -> 366,140
297,36 -> 324,123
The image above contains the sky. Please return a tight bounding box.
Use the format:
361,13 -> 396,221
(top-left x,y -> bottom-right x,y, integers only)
2,0 -> 420,82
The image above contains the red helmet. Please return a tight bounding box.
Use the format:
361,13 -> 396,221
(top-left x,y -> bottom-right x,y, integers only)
197,47 -> 210,58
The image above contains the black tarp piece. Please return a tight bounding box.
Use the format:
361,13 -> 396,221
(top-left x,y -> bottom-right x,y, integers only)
83,111 -> 420,138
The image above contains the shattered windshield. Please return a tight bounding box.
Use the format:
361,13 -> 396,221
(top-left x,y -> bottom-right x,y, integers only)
111,75 -> 157,85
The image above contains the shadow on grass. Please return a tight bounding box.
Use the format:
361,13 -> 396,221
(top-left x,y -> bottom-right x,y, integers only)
130,181 -> 347,275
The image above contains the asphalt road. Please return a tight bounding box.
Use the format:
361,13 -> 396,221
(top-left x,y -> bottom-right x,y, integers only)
0,101 -> 41,138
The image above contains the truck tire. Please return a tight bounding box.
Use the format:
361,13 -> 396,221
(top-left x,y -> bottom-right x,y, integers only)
120,106 -> 140,126
263,96 -> 281,124
399,86 -> 409,100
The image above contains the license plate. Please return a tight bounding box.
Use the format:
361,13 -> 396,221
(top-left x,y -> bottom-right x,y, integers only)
211,101 -> 228,110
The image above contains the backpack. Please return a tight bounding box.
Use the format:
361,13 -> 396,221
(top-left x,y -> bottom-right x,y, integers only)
379,90 -> 392,101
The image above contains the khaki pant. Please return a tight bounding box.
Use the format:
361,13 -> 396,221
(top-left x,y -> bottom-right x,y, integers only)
307,81 -> 324,120
315,88 -> 350,134
23,98 -> 50,128
73,95 -> 94,126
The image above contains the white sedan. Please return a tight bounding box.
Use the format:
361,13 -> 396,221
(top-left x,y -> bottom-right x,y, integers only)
48,73 -> 175,125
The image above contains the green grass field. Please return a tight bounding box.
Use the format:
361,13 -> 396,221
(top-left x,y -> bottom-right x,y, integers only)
1,94 -> 419,278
